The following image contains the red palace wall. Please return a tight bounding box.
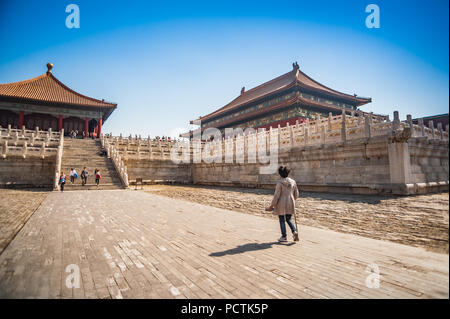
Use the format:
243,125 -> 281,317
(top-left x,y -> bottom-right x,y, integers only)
0,110 -> 85,135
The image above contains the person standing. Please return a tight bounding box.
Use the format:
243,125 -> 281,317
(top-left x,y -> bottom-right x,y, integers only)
266,166 -> 299,242
95,169 -> 101,187
81,167 -> 88,186
59,172 -> 67,192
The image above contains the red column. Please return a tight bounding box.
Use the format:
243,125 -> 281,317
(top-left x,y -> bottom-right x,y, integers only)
97,117 -> 102,138
84,117 -> 89,138
18,111 -> 24,129
58,115 -> 63,131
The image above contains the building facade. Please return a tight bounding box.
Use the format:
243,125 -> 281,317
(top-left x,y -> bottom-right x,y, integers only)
413,113 -> 449,130
0,63 -> 117,137
184,62 -> 374,138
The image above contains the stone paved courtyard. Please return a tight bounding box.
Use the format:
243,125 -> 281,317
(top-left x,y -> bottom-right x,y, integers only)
146,185 -> 449,254
0,189 -> 49,254
0,189 -> 448,299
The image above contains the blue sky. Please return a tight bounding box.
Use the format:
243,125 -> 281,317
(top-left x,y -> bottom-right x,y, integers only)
0,0 -> 448,137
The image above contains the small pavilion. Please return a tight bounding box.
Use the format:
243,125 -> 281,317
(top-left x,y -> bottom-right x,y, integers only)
0,63 -> 117,137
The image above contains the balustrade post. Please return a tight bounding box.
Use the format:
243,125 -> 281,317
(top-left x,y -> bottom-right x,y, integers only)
364,115 -> 371,139
341,109 -> 347,142
40,143 -> 46,159
277,125 -> 281,148
437,123 -> 443,140
321,125 -> 326,144
429,121 -> 435,139
289,125 -> 294,148
2,140 -> 8,158
328,112 -> 332,131
406,114 -> 413,137
392,111 -> 400,130
23,141 -> 27,158
304,127 -> 309,146
418,118 -> 425,136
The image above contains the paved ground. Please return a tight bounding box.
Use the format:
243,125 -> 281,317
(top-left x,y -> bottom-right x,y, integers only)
0,189 -> 447,299
0,189 -> 49,254
146,185 -> 449,254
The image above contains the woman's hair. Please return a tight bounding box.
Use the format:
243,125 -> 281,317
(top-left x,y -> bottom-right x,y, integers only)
278,166 -> 291,178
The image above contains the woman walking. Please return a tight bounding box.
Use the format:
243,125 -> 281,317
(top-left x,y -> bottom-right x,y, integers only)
266,166 -> 299,242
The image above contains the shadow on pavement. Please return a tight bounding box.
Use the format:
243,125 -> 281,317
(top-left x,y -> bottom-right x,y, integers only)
209,241 -> 295,257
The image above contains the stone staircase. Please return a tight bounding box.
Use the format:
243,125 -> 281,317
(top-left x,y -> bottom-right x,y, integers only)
61,138 -> 125,190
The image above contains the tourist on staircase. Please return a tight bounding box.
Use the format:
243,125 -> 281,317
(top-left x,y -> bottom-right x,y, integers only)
95,169 -> 101,187
266,166 -> 299,243
69,168 -> 78,184
59,172 -> 66,192
81,167 -> 88,186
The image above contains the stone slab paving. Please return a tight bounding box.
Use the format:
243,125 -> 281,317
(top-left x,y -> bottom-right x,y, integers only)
0,189 -> 49,254
0,190 -> 448,299
146,185 -> 449,253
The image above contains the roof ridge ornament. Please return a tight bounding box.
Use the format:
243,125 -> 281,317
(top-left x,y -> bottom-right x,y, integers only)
292,61 -> 299,70
241,86 -> 245,95
46,63 -> 53,75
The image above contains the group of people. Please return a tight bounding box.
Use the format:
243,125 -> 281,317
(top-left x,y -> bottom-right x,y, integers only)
69,130 -> 97,139
58,167 -> 101,191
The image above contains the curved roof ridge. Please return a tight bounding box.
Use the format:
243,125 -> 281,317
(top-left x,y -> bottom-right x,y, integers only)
48,73 -> 116,107
0,71 -> 116,108
200,69 -> 296,120
0,73 -> 47,86
296,68 -> 369,102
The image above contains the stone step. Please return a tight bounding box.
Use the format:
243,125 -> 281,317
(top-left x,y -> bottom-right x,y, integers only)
63,177 -> 122,185
60,183 -> 124,191
61,160 -> 115,165
61,138 -> 124,189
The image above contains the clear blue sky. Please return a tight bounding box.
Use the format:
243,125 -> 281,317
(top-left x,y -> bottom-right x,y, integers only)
0,0 -> 448,137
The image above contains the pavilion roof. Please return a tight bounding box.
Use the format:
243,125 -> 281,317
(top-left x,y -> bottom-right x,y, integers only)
198,63 -> 371,122
0,63 -> 117,109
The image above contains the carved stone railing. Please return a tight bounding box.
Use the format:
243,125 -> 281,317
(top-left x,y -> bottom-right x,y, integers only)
0,125 -> 62,159
102,110 -> 449,161
53,129 -> 64,190
102,134 -> 129,187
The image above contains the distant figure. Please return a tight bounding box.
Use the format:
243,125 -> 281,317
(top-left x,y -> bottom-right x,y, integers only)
59,172 -> 67,192
95,169 -> 101,187
266,166 -> 299,242
81,167 -> 88,186
70,168 -> 78,184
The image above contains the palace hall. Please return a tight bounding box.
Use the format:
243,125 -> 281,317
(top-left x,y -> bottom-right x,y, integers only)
184,62 -> 374,138
0,63 -> 117,137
